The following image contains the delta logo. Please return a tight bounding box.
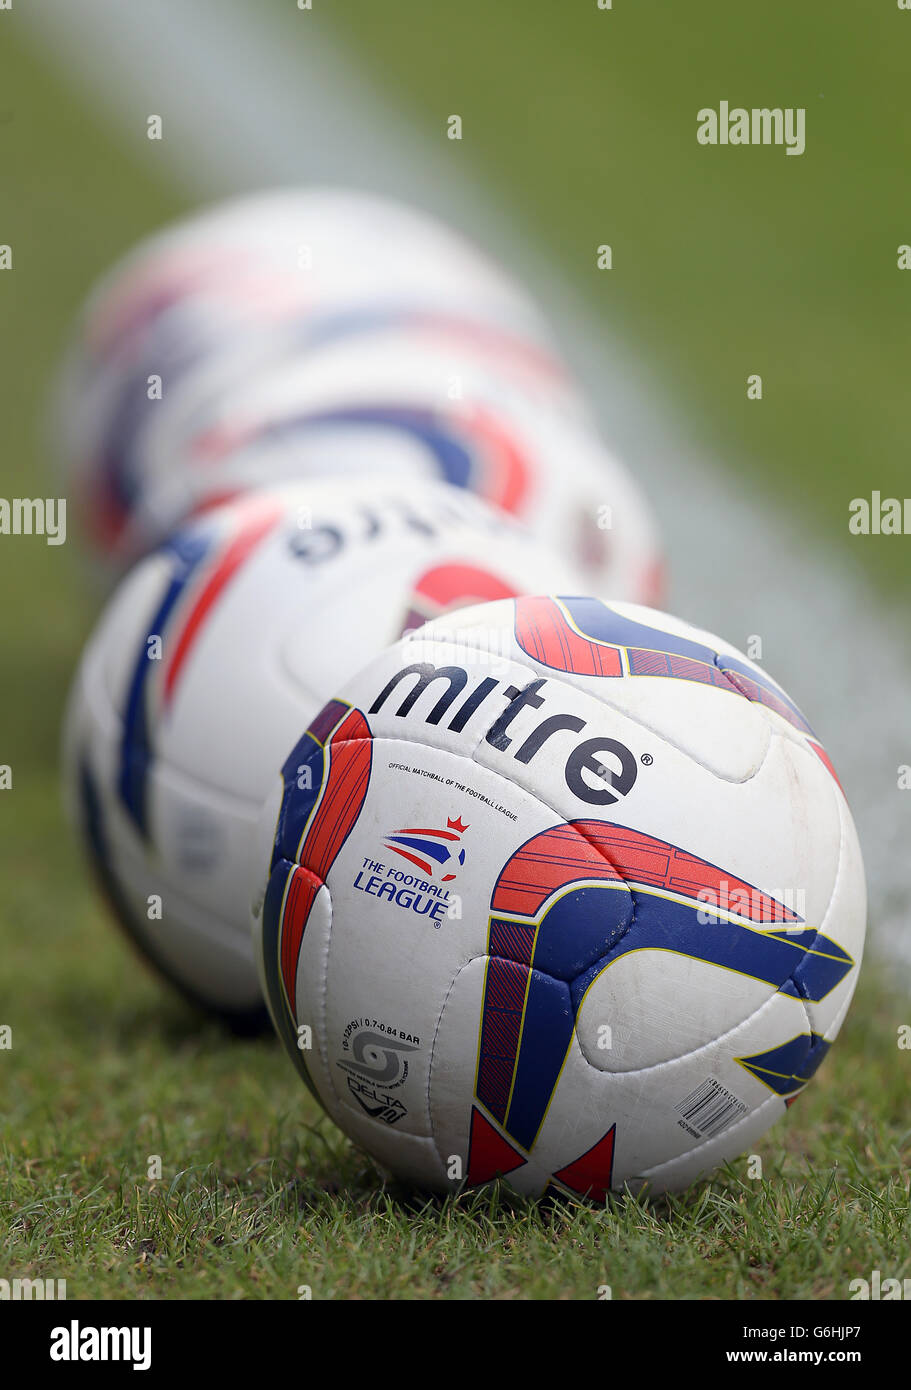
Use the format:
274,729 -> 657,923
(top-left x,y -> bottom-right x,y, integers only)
385,816 -> 469,882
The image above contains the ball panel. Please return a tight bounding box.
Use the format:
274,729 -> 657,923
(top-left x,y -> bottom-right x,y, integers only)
314,745 -> 559,1143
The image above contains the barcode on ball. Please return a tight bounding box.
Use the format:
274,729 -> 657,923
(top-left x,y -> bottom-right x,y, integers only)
675,1077 -> 747,1139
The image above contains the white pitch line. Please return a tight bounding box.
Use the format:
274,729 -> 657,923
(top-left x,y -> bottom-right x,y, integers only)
21,0 -> 911,970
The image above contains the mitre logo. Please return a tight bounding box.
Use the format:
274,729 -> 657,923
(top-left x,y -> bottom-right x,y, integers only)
369,663 -> 639,807
385,815 -> 469,882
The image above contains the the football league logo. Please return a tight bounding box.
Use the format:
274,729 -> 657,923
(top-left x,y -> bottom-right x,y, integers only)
384,815 -> 469,882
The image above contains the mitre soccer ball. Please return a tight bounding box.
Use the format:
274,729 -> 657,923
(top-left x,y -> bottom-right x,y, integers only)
52,187 -> 555,569
252,596 -> 866,1195
62,481 -> 586,1026
135,320 -> 662,602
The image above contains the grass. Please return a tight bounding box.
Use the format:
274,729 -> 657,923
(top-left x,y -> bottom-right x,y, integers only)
2,920 -> 908,1299
0,8 -> 909,1300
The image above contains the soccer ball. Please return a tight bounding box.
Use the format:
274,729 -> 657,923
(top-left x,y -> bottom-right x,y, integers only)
136,320 -> 663,601
252,596 -> 865,1195
62,481 -> 587,1027
52,187 -> 555,570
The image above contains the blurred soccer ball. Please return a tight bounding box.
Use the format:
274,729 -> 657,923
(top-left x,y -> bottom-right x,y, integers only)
52,187 -> 558,569
63,479 -> 587,1025
136,320 -> 664,602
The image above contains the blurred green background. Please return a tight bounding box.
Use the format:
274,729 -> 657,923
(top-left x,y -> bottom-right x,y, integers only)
332,0 -> 911,594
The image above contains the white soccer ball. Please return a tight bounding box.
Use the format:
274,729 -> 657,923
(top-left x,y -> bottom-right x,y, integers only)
135,321 -> 663,602
52,187 -> 555,569
62,480 -> 587,1026
252,596 -> 865,1195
